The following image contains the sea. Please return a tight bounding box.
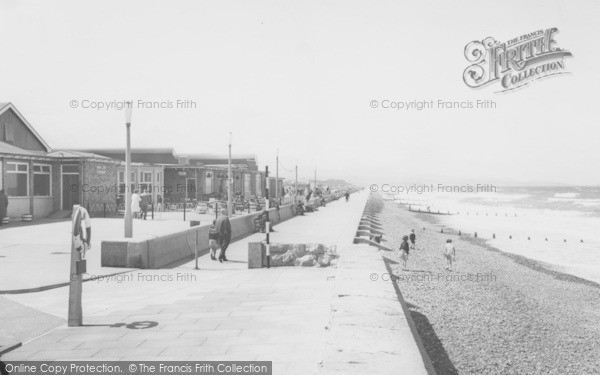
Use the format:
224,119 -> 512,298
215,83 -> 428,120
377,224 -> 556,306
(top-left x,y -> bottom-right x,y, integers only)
391,186 -> 600,284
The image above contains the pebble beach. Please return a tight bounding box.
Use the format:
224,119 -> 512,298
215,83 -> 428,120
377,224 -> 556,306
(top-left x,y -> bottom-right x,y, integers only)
380,200 -> 600,375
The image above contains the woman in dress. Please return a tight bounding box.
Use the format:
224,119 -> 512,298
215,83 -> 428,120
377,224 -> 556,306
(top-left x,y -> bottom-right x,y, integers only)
399,235 -> 410,270
444,239 -> 456,271
131,190 -> 141,219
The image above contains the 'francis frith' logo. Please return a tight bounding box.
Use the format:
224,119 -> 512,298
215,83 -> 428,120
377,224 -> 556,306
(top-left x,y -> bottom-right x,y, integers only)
463,28 -> 572,92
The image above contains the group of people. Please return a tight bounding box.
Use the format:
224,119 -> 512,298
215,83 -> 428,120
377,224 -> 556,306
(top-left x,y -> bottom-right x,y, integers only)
398,229 -> 457,271
131,190 -> 152,219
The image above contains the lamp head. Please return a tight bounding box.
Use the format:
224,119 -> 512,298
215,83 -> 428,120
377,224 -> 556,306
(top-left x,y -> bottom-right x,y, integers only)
124,101 -> 133,124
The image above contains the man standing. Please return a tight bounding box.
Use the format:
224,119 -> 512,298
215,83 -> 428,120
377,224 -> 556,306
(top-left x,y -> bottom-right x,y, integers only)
140,190 -> 150,220
0,189 -> 8,225
215,208 -> 231,262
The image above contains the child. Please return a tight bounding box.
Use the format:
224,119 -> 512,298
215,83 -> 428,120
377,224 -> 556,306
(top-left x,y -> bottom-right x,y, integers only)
444,239 -> 456,271
409,229 -> 416,249
399,235 -> 410,270
208,219 -> 219,260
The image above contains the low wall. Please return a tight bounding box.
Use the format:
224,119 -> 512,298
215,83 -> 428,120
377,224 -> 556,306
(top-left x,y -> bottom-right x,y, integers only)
101,203 -> 296,269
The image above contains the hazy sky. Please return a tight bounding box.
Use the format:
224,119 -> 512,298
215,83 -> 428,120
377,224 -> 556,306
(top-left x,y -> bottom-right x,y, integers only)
1,0 -> 599,186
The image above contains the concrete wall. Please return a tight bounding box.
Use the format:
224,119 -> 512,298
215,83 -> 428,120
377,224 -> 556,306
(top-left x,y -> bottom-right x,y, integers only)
101,203 -> 297,269
6,197 -> 29,218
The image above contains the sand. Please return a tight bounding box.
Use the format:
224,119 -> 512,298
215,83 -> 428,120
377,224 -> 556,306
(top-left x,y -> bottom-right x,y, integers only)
380,200 -> 600,375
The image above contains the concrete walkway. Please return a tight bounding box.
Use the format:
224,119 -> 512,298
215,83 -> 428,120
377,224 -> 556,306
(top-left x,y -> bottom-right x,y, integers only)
0,219 -> 190,292
2,190 -> 430,374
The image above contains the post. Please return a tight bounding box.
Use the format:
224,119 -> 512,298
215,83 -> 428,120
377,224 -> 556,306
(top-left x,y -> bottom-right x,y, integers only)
194,230 -> 199,270
183,201 -> 186,221
124,102 -> 133,238
295,162 -> 298,203
275,149 -> 279,199
227,132 -> 233,216
68,207 -> 83,327
265,166 -> 270,269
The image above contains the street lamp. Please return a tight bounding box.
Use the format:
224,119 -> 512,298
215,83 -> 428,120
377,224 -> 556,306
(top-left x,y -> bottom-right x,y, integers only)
124,101 -> 133,238
227,132 -> 233,216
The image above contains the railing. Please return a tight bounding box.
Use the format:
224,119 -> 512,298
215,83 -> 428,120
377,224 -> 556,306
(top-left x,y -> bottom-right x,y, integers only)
84,191 -> 354,221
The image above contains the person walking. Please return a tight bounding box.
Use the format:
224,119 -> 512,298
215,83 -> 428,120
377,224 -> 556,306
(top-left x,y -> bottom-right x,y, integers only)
444,239 -> 456,271
140,190 -> 150,220
409,229 -> 416,249
215,208 -> 231,262
399,235 -> 410,270
208,219 -> 219,260
0,189 -> 8,225
131,190 -> 142,219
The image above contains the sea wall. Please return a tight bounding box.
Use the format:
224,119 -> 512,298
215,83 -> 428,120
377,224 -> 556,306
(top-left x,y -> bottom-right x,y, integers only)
101,204 -> 296,269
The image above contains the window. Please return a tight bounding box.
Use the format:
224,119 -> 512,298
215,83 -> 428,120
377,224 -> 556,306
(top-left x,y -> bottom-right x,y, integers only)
141,172 -> 152,183
33,164 -> 51,196
139,171 -> 153,194
4,123 -> 15,142
62,165 -> 79,174
6,162 -> 28,196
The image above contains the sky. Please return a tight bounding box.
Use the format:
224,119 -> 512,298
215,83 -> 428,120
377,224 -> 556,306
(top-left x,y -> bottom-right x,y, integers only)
1,0 -> 599,186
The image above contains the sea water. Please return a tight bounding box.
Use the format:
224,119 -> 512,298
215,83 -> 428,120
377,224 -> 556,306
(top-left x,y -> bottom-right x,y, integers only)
393,186 -> 600,284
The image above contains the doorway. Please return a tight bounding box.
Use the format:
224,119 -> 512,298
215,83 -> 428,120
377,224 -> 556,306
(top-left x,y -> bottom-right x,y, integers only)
61,165 -> 80,210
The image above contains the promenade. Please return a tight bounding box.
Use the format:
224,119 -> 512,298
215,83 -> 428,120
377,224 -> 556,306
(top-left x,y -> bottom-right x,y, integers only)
2,190 -> 430,374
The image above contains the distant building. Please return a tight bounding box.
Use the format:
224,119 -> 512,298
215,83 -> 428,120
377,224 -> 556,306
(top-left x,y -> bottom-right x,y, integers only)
0,103 -> 278,221
0,103 -> 119,219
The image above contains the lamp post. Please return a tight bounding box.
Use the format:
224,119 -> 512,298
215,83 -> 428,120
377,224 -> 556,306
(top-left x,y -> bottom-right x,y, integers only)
124,102 -> 133,238
227,132 -> 233,216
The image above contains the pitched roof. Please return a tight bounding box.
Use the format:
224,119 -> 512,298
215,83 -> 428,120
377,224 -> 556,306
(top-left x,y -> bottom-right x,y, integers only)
47,150 -> 113,159
0,103 -> 51,152
0,141 -> 48,157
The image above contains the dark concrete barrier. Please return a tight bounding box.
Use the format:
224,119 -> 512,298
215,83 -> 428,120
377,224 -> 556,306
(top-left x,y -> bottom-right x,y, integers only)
101,203 -> 296,269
